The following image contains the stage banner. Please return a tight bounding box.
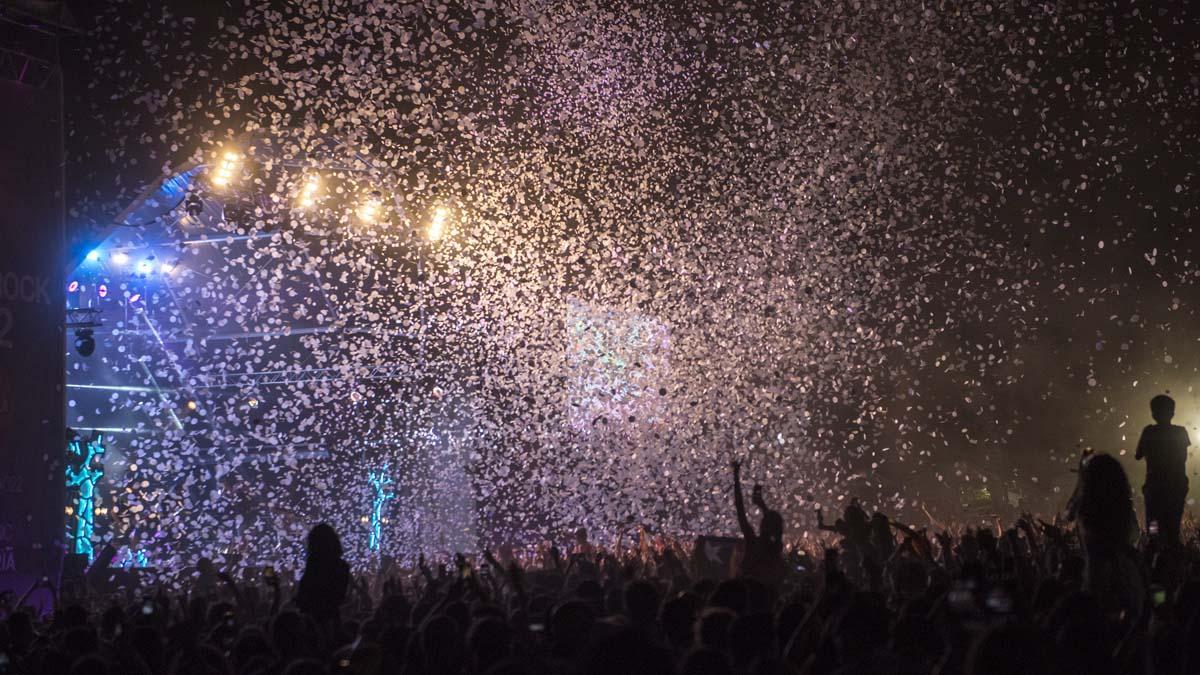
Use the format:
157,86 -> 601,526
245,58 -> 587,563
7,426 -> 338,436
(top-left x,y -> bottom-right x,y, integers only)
0,79 -> 66,583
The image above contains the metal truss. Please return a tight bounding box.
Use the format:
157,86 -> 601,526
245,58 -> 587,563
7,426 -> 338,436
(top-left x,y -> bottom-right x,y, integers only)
0,46 -> 57,88
190,361 -> 447,390
66,306 -> 102,329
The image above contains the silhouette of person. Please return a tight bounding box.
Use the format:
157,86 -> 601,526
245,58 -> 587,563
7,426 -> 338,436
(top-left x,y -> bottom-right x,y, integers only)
1135,395 -> 1191,545
730,460 -> 785,587
1065,452 -> 1144,616
295,523 -> 350,625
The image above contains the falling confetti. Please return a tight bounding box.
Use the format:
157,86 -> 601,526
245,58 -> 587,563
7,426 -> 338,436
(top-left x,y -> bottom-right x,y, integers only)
62,0 -> 1200,568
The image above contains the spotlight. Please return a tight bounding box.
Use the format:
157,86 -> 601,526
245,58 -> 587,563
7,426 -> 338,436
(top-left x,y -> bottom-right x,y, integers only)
67,280 -> 79,293
111,251 -> 129,265
297,174 -> 321,208
97,284 -> 108,298
186,400 -> 198,411
210,149 -> 242,189
357,191 -> 383,223
137,260 -> 153,275
428,205 -> 450,241
160,261 -> 175,275
74,328 -> 95,357
86,250 -> 101,262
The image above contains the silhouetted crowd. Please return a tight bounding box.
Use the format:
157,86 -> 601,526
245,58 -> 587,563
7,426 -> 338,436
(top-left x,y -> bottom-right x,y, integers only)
1,396 -> 1197,675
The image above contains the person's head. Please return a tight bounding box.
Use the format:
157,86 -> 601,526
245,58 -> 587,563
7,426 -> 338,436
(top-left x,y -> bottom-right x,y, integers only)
575,527 -> 589,544
1074,453 -> 1134,535
707,579 -> 748,614
549,600 -> 596,659
694,607 -> 737,651
760,510 -> 783,546
660,595 -> 696,651
467,616 -> 513,669
843,501 -> 870,537
624,580 -> 660,627
1152,394 -> 1176,424
420,614 -> 465,673
271,610 -> 308,659
870,512 -> 891,536
305,522 -> 343,564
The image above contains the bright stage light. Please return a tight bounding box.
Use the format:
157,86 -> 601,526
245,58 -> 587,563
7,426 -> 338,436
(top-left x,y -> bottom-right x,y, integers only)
137,260 -> 153,275
358,192 -> 383,223
111,251 -> 129,265
86,250 -> 101,262
160,261 -> 175,274
297,174 -> 321,208
428,205 -> 450,241
211,149 -> 242,189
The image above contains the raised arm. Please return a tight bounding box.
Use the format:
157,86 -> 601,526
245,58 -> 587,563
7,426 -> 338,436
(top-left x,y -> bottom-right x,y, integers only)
815,507 -> 839,534
732,460 -> 755,539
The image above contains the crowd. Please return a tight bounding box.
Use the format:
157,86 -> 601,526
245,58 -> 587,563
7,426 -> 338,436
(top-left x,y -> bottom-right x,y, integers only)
1,396 -> 1196,675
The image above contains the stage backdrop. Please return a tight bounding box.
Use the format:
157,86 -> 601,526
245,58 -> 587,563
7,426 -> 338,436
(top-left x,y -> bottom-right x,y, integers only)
0,78 -> 66,582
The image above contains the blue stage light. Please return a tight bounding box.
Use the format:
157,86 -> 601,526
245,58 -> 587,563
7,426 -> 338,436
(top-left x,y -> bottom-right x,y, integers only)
367,465 -> 395,552
65,435 -> 106,561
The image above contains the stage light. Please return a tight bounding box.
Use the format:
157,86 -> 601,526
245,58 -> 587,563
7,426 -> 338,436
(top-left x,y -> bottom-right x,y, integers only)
74,329 -> 95,357
247,397 -> 259,408
111,251 -> 129,265
97,284 -> 108,298
128,293 -> 142,305
297,174 -> 321,208
211,149 -> 242,189
137,260 -> 153,275
186,400 -> 198,411
358,191 -> 383,223
367,465 -> 395,551
160,261 -> 175,274
86,250 -> 101,262
67,280 -> 79,292
428,205 -> 450,241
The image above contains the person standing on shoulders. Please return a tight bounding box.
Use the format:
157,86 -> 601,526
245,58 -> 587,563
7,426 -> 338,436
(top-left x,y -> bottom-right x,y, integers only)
1135,394 -> 1191,546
